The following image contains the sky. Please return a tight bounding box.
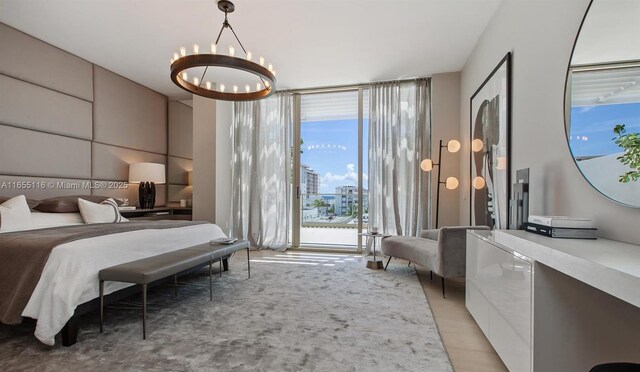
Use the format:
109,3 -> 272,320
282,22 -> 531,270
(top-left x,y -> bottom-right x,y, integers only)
301,119 -> 369,194
570,102 -> 640,157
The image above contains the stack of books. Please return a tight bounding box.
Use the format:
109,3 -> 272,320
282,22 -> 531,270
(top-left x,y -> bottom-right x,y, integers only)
523,215 -> 597,239
118,206 -> 137,211
210,237 -> 238,245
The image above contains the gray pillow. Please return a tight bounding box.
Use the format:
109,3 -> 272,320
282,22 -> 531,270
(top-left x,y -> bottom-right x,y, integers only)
33,195 -> 123,213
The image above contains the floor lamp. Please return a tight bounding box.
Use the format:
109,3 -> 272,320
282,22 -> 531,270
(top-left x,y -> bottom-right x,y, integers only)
421,139 -> 460,228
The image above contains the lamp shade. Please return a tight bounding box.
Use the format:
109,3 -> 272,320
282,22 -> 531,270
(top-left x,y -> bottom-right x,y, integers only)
420,159 -> 433,172
129,162 -> 166,184
496,156 -> 508,170
187,171 -> 193,186
445,177 -> 459,190
472,176 -> 486,189
472,139 -> 484,152
447,140 -> 461,153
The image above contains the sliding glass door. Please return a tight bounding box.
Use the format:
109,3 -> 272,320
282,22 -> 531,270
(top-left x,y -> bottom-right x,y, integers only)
291,89 -> 369,250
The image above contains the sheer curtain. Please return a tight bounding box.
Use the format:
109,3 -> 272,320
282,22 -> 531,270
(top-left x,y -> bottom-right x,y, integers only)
231,93 -> 292,251
368,79 -> 431,241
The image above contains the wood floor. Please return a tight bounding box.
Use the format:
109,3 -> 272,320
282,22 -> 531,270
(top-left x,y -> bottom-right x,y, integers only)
415,266 -> 508,372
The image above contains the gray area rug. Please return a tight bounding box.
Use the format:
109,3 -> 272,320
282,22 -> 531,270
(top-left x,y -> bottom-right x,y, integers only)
0,252 -> 452,371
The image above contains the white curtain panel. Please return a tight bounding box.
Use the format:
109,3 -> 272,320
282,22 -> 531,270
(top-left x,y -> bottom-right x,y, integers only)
231,93 -> 292,251
368,79 -> 431,242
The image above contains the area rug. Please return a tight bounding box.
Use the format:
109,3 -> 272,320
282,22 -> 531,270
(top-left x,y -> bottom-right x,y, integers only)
0,252 -> 452,371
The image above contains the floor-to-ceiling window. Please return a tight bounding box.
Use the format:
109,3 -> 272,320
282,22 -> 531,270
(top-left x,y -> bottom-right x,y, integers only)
569,63 -> 640,206
291,89 -> 369,250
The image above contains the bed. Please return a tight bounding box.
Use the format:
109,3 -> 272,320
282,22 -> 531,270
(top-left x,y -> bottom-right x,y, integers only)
0,196 -> 228,346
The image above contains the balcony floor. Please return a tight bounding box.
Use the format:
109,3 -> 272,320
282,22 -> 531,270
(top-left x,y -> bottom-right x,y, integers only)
300,227 -> 361,248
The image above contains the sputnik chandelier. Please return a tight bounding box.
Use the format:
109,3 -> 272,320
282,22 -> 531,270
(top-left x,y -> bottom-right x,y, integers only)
170,0 -> 276,101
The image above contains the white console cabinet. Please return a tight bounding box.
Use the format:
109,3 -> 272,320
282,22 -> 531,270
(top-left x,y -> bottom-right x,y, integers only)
466,230 -> 640,372
466,231 -> 532,372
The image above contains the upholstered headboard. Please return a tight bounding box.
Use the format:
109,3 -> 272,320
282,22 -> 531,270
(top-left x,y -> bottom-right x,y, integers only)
0,23 -> 192,206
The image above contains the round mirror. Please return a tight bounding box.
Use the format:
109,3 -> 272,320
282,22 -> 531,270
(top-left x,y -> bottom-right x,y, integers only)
565,0 -> 640,207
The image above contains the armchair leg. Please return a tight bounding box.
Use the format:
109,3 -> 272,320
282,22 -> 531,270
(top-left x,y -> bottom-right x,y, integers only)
441,277 -> 446,298
407,261 -> 411,267
384,256 -> 392,271
430,271 -> 433,281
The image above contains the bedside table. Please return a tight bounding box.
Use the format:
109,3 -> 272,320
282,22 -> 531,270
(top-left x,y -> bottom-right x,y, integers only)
120,207 -> 192,221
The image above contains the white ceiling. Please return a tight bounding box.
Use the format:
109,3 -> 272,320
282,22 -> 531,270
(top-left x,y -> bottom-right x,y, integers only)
572,0 -> 640,66
571,66 -> 640,107
0,0 -> 502,99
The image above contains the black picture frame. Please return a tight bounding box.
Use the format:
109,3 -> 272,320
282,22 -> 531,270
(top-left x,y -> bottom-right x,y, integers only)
469,52 -> 512,229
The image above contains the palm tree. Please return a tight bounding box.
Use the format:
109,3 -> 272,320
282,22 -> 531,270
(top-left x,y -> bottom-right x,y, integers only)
312,199 -> 326,208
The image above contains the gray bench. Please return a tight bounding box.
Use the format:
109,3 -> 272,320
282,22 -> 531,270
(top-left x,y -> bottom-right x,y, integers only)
99,240 -> 250,339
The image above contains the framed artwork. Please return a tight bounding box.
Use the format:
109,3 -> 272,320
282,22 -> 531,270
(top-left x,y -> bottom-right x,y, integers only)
470,52 -> 511,229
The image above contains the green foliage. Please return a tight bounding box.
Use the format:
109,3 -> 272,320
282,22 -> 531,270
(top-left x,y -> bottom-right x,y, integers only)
613,124 -> 640,183
312,199 -> 327,208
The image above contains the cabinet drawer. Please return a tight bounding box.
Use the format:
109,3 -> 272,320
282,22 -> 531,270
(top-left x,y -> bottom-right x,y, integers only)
467,233 -> 533,372
491,307 -> 531,372
466,281 -> 490,335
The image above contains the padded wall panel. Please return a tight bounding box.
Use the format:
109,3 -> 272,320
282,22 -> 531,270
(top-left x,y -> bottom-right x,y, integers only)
93,66 -> 167,154
95,183 -> 167,208
92,143 -> 167,182
0,125 -> 91,179
0,74 -> 92,139
0,175 -> 92,199
167,156 -> 192,185
168,184 -> 192,203
0,23 -> 93,101
168,101 -> 193,159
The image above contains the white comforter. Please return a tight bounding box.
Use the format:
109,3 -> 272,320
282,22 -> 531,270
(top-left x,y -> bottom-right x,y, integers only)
21,223 -> 226,345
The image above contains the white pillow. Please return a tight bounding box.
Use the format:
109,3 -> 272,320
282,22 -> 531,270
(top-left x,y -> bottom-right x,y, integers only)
78,198 -> 127,224
30,212 -> 85,229
0,195 -> 33,232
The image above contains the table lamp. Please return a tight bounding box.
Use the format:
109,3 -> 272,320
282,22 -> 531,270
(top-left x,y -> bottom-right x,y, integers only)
129,162 -> 166,209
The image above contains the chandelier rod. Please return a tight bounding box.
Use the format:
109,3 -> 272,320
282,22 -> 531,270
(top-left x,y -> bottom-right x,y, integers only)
197,66 -> 209,89
197,5 -> 270,92
214,14 -> 227,46
227,24 -> 248,55
225,19 -> 269,89
214,10 -> 247,56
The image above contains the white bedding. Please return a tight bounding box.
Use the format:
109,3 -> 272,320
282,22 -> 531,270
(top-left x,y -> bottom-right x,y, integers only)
21,223 -> 226,345
30,212 -> 84,229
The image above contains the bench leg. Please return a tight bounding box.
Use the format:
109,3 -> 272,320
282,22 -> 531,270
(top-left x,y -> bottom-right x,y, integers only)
142,284 -> 147,340
219,258 -> 222,277
99,280 -> 104,333
384,256 -> 392,271
441,277 -> 446,299
408,261 -> 412,267
222,258 -> 229,272
174,274 -> 178,298
209,260 -> 213,301
430,271 -> 433,280
61,316 -> 79,346
247,248 -> 251,279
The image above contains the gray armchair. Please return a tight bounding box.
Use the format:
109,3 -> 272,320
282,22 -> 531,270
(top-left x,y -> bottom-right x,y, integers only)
381,226 -> 490,298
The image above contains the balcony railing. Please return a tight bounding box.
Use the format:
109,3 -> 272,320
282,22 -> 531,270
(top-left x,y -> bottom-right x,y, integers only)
300,192 -> 368,228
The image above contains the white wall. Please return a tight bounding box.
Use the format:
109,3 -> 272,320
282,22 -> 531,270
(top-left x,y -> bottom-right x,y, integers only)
192,95 -> 216,222
215,101 -> 233,235
191,97 -> 233,230
460,0 -> 640,244
431,72 -> 462,228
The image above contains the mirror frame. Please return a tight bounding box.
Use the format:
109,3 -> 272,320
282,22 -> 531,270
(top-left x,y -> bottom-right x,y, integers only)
563,0 -> 640,208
